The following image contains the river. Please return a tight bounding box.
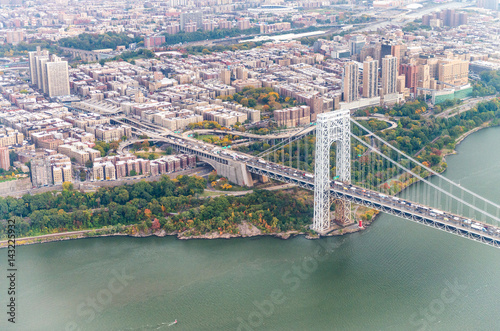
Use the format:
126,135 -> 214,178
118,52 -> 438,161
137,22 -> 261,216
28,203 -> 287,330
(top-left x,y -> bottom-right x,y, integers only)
3,126 -> 500,331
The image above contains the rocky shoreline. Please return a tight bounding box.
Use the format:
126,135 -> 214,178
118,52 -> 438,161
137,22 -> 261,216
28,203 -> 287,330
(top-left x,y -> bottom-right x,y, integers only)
0,216 -> 378,248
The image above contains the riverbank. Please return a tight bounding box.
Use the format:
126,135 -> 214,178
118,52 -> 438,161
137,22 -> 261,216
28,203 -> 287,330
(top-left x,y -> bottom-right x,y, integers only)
0,213 -> 379,248
442,122 -> 493,159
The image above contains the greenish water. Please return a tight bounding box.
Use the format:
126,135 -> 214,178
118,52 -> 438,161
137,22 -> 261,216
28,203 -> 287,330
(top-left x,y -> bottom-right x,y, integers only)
3,127 -> 500,331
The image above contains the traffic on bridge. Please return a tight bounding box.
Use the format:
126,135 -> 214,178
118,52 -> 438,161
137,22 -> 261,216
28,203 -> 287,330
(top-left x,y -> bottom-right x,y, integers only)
244,159 -> 500,249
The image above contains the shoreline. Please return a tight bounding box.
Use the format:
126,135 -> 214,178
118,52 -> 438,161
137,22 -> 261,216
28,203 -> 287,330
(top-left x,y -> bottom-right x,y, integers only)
442,122 -> 492,159
0,214 -> 377,248
1,120 -> 494,248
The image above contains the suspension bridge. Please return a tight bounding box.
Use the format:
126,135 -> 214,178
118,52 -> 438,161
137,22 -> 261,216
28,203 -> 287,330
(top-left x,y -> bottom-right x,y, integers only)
119,109 -> 500,249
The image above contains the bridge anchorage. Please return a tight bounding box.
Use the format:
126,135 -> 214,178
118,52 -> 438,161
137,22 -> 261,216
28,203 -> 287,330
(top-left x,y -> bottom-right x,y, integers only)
313,109 -> 352,233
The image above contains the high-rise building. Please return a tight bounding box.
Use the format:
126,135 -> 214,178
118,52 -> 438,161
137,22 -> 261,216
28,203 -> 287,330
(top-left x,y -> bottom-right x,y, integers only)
400,64 -> 419,96
31,157 -> 53,187
437,58 -> 469,86
144,35 -> 165,48
362,57 -> 378,98
35,55 -> 48,91
0,147 -> 9,170
29,50 -> 70,98
180,11 -> 203,31
343,61 -> 359,102
479,0 -> 499,10
442,9 -> 456,27
6,30 -> 24,45
417,64 -> 431,91
166,24 -> 180,35
28,46 -> 49,87
458,12 -> 468,25
238,19 -> 250,30
220,69 -> 231,85
382,55 -> 398,95
423,10 -> 468,26
349,35 -> 365,56
45,55 -> 70,98
236,67 -> 248,80
380,41 -> 393,61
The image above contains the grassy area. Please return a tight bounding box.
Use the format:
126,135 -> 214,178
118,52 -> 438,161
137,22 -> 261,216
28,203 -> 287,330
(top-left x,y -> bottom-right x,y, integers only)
194,133 -> 240,147
200,191 -> 224,197
195,134 -> 220,143
134,151 -> 167,160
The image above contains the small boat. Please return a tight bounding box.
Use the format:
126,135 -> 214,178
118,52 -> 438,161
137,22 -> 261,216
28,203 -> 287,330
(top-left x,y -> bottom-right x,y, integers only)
168,320 -> 178,326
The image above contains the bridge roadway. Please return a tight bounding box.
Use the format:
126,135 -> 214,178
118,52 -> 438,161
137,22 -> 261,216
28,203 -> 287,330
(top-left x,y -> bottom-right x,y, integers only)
116,123 -> 500,248
245,161 -> 500,249
181,126 -> 316,141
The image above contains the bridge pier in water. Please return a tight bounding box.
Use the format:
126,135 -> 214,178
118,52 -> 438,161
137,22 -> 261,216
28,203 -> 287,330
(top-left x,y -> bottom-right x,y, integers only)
313,109 -> 353,233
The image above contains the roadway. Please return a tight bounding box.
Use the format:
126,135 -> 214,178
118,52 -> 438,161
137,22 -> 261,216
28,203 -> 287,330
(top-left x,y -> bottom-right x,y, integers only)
243,160 -> 500,249
435,95 -> 497,119
181,126 -> 316,141
353,116 -> 398,135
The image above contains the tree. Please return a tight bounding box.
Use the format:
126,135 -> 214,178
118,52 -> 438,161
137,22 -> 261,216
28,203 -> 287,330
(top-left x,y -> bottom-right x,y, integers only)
62,182 -> 74,191
109,141 -> 119,151
130,169 -> 137,176
9,151 -> 17,167
148,154 -> 156,160
85,159 -> 93,168
151,218 -> 161,231
133,142 -> 143,151
80,170 -> 86,182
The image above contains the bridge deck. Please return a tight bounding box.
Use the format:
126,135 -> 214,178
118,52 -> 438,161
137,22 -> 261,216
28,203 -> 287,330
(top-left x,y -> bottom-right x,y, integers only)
246,162 -> 500,249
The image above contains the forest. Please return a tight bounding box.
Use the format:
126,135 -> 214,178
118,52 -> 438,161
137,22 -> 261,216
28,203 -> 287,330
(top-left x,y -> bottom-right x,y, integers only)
162,27 -> 260,45
0,175 -> 313,239
59,32 -> 142,51
472,70 -> 500,97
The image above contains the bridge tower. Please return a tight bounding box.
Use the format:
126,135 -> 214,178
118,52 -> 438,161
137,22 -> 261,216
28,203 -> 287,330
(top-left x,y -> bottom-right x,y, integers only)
313,109 -> 353,232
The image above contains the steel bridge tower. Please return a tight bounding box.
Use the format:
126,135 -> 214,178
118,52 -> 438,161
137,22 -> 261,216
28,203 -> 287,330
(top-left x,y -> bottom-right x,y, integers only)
313,109 -> 353,232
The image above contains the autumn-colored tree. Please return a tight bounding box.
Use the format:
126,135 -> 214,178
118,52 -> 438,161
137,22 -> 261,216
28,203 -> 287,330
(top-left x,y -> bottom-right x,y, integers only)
221,183 -> 232,190
151,218 -> 161,231
109,141 -> 119,151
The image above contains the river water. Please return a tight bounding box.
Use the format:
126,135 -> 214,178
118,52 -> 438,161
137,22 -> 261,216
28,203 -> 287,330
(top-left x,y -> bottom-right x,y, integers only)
3,127 -> 500,331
